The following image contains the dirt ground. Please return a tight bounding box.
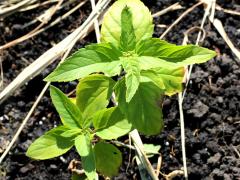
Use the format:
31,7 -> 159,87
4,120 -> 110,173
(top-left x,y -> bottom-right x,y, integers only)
0,0 -> 240,179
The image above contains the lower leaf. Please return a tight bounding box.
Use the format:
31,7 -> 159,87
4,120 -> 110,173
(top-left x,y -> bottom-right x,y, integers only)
26,126 -> 74,160
75,134 -> 97,180
94,142 -> 122,177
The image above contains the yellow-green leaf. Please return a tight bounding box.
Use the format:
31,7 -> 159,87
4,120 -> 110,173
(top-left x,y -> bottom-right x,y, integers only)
76,74 -> 115,121
75,134 -> 97,180
101,0 -> 153,47
137,38 -> 216,66
50,86 -> 83,128
45,43 -> 122,82
92,107 -> 132,140
26,126 -> 73,160
141,67 -> 185,96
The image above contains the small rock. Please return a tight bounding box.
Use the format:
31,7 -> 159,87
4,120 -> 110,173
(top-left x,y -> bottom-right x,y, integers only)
50,164 -> 58,170
224,173 -> 232,180
211,168 -> 224,178
60,156 -> 67,163
192,153 -> 202,164
20,163 -> 35,174
207,153 -> 222,165
0,137 -> 9,153
187,101 -> 209,118
232,167 -> 240,174
206,141 -> 219,153
217,96 -> 224,103
165,141 -> 169,146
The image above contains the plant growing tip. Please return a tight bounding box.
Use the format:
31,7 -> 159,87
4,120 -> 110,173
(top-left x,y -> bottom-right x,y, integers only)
28,0 -> 216,179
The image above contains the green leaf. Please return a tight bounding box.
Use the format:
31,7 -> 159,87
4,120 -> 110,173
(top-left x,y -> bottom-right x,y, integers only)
120,6 -> 136,51
121,57 -> 140,102
75,134 -> 97,180
26,126 -> 73,160
50,85 -> 83,128
71,173 -> 87,180
115,80 -> 164,135
141,67 -> 184,96
101,0 -> 153,47
76,74 -> 116,121
143,144 -> 161,158
61,128 -> 82,138
94,142 -> 122,177
138,56 -> 178,70
137,38 -> 216,66
92,107 -> 132,140
45,43 -> 122,82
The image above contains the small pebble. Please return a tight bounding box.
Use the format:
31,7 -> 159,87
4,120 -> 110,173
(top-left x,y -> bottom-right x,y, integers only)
50,164 -> 58,170
60,156 -> 67,163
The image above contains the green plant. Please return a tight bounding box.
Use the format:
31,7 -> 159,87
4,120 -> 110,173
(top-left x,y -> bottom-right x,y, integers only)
27,0 -> 216,179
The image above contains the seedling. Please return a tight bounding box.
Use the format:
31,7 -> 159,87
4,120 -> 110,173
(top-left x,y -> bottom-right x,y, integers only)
27,0 -> 216,179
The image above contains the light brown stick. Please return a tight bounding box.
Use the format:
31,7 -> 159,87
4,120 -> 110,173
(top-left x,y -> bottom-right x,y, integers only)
152,3 -> 183,18
160,2 -> 203,39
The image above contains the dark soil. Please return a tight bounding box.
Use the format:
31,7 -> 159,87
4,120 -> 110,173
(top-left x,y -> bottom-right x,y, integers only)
1,0 -> 240,179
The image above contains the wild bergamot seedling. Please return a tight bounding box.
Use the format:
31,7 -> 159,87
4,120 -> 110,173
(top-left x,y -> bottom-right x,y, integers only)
27,0 -> 216,179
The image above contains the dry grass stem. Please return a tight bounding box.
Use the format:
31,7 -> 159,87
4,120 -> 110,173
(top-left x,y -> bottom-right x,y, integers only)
175,2 -> 214,179
160,1 -> 203,39
211,18 -> 240,62
130,129 -> 159,180
216,4 -> 240,16
182,0 -> 213,99
156,154 -> 162,177
0,55 -> 3,90
22,0 -> 79,28
165,170 -> 184,180
19,0 -> 61,12
232,145 -> 240,159
152,3 -> 183,18
90,0 -> 101,43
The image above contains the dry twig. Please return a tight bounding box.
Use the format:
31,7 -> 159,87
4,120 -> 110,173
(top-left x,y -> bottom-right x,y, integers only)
216,4 -> 240,16
160,2 -> 203,39
232,145 -> 240,159
130,129 -> 159,180
156,154 -> 162,177
152,3 -> 183,18
210,18 -> 240,62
